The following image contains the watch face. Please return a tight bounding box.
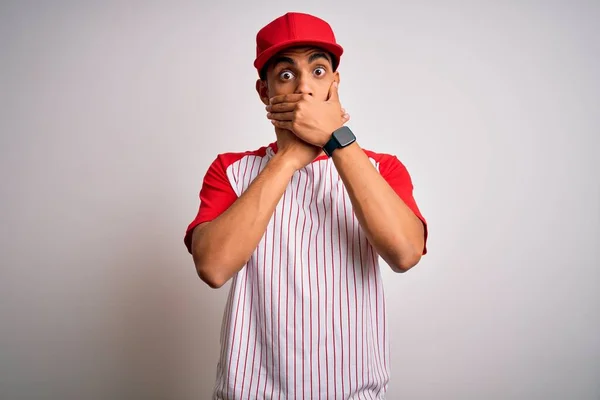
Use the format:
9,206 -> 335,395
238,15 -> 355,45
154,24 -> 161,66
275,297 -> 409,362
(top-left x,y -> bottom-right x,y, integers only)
335,126 -> 356,146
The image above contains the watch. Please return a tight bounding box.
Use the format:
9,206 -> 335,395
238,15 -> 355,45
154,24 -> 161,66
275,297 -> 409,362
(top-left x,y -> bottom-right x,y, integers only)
323,126 -> 356,157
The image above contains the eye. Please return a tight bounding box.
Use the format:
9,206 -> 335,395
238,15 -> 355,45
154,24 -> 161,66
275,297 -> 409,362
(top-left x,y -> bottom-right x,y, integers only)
279,70 -> 295,80
314,67 -> 326,77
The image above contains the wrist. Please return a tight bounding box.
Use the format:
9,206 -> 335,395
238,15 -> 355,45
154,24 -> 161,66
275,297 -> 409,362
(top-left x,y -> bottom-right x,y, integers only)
323,126 -> 356,157
318,124 -> 343,147
331,140 -> 359,159
270,151 -> 301,174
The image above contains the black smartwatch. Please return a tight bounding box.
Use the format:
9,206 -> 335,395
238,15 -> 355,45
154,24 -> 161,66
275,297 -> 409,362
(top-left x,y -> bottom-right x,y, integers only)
323,126 -> 356,157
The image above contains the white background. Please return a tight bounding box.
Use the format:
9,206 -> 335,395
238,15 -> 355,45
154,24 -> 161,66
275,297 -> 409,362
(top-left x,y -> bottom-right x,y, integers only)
1,1 -> 598,399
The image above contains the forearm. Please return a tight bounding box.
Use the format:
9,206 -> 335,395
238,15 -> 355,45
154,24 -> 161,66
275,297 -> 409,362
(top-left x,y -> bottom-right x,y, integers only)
192,153 -> 296,287
332,142 -> 424,271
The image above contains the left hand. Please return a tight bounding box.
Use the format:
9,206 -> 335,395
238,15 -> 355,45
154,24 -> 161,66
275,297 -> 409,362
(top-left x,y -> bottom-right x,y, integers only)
266,81 -> 349,147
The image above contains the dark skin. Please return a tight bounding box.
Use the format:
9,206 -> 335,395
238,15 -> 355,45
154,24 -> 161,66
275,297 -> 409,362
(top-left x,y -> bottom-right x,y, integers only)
191,46 -> 424,288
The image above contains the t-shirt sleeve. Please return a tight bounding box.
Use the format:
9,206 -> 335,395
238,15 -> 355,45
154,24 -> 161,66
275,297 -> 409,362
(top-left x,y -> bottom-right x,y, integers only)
378,154 -> 428,255
183,155 -> 238,253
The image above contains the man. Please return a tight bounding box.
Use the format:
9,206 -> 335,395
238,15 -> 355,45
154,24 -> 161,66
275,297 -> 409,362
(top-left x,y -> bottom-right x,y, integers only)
184,12 -> 428,399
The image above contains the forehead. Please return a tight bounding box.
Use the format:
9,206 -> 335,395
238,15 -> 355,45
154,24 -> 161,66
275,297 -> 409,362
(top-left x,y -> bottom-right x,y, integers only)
275,46 -> 331,62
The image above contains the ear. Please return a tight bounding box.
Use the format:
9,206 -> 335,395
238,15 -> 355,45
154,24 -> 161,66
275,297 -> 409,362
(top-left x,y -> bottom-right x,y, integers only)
256,79 -> 270,106
334,71 -> 340,86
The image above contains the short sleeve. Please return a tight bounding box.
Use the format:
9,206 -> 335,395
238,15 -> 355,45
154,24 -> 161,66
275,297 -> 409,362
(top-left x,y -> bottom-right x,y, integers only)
378,155 -> 428,255
184,155 -> 238,253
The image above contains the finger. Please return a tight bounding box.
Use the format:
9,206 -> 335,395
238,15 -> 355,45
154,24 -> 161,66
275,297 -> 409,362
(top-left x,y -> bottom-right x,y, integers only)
343,113 -> 350,122
266,102 -> 297,113
269,93 -> 304,105
327,81 -> 339,102
267,111 -> 294,121
341,107 -> 346,114
271,119 -> 294,131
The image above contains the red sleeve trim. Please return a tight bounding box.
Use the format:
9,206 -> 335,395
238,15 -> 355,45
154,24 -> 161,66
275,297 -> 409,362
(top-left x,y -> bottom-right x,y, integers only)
367,150 -> 429,255
183,145 -> 271,254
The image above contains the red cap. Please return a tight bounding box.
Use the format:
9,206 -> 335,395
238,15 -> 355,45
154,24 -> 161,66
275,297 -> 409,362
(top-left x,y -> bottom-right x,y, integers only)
254,12 -> 344,75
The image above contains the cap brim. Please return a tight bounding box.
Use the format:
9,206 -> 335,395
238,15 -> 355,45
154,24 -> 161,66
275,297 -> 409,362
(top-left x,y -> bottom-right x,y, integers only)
254,39 -> 344,73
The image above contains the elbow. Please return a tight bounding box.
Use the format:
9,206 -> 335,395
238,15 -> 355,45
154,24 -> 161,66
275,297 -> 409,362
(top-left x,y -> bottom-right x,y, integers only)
193,251 -> 228,289
389,254 -> 421,273
385,245 -> 422,273
387,231 -> 425,272
196,264 -> 227,289
193,251 -> 247,289
190,225 -> 229,289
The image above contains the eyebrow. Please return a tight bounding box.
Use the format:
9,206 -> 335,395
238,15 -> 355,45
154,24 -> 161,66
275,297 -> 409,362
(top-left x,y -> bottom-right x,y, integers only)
308,52 -> 332,65
271,52 -> 333,71
271,56 -> 296,70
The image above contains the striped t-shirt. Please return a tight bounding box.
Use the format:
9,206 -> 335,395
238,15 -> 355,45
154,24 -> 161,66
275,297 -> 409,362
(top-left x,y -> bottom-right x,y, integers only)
185,142 -> 427,399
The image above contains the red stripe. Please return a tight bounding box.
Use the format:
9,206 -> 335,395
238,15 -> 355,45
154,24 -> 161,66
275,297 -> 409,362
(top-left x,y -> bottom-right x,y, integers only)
264,189 -> 278,398
311,163 -> 321,400
286,174 -> 301,397
302,168 -> 315,400
216,273 -> 236,395
358,229 -> 368,391
342,188 -> 354,396
295,170 -> 309,399
238,156 -> 259,397
234,255 -> 252,394
322,161 -> 330,398
249,159 -> 264,398
246,251 -> 261,397
227,266 -> 249,398
255,158 -> 271,398
365,248 -> 376,394
328,162 -> 337,399
367,245 -> 385,394
365,244 -> 378,392
383,276 -> 388,374
371,246 -> 386,397
351,211 -> 359,397
334,167 -> 345,397
275,190 -> 288,399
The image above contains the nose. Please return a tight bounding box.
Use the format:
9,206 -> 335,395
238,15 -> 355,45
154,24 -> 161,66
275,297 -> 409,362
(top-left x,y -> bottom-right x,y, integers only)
294,73 -> 313,96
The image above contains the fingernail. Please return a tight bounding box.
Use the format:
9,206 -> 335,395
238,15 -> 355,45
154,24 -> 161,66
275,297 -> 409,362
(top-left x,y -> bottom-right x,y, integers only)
267,113 -> 272,118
